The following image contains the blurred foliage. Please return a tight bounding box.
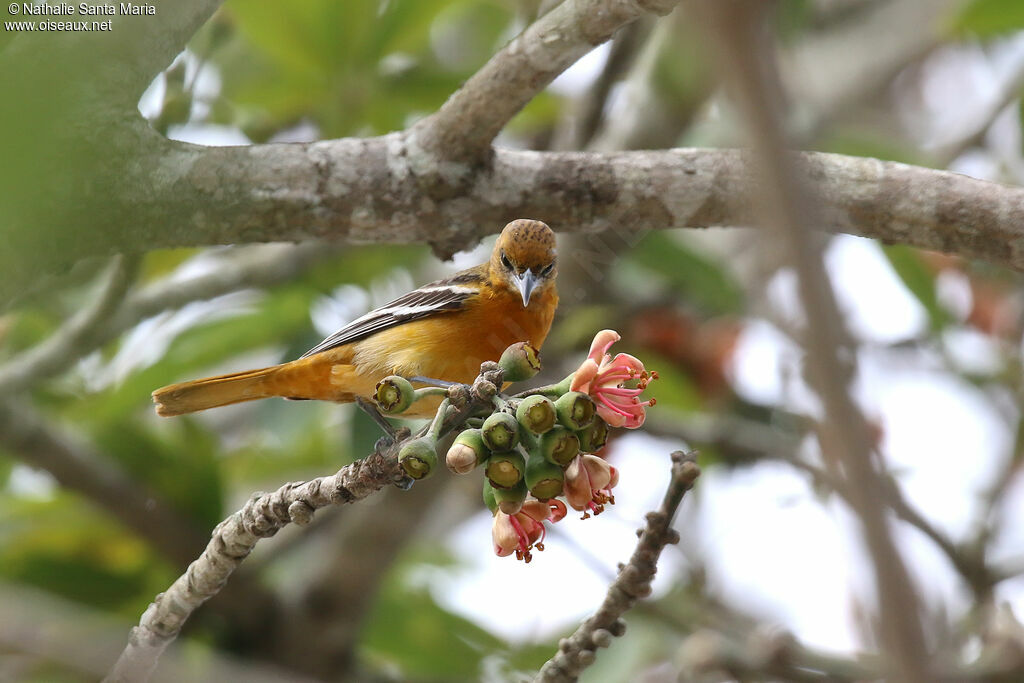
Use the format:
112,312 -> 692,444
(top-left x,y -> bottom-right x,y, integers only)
6,0 -> 1024,680
955,0 -> 1024,38
204,0 -> 516,140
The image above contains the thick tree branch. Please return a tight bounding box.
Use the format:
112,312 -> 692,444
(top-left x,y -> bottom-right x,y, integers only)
534,451 -> 700,682
408,0 -> 681,167
118,136 -> 1024,268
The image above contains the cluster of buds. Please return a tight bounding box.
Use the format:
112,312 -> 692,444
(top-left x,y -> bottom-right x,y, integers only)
375,331 -> 656,563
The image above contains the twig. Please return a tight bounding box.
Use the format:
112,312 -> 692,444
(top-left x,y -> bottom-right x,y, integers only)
0,243 -> 326,393
113,243 -> 329,333
103,438 -> 412,683
106,362 -> 506,682
408,0 -> 681,168
270,475 -> 456,679
551,18 -> 653,151
931,45 -> 1024,166
782,0 -> 968,138
694,1 -> 930,679
534,450 -> 700,682
0,255 -> 137,394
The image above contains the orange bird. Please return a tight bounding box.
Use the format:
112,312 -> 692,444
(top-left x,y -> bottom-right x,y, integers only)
152,219 -> 559,418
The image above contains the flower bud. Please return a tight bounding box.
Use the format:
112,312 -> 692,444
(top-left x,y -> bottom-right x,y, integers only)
498,342 -> 542,382
578,417 -> 609,453
555,391 -> 596,430
483,479 -> 498,514
485,450 -> 526,489
538,426 -> 580,467
374,375 -> 415,414
493,480 -> 528,515
515,395 -> 557,435
481,411 -> 520,451
445,428 -> 488,474
525,455 -> 564,500
398,437 -> 437,480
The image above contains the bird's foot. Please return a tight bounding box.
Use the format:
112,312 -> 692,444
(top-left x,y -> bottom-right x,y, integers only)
356,397 -> 397,439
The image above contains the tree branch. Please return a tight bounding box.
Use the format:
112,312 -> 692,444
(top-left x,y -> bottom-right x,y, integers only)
0,255 -> 137,394
408,0 -> 681,167
116,137 -> 1024,267
106,359 -> 509,682
694,1 -> 930,679
534,451 -> 700,682
103,438 -> 412,683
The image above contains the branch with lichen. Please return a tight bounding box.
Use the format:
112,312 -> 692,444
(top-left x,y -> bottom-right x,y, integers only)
534,450 -> 700,682
103,437 -> 412,683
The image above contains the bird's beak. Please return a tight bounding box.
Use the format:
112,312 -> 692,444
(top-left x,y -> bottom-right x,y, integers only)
514,269 -> 539,307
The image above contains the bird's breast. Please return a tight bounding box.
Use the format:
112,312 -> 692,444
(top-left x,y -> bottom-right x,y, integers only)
350,286 -> 557,385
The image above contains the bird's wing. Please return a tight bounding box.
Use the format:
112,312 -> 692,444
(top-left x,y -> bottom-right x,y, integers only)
300,272 -> 483,358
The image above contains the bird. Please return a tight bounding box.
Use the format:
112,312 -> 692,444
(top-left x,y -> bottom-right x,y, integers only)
152,219 -> 559,419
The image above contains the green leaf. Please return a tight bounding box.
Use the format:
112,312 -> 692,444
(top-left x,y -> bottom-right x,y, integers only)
882,245 -> 950,333
91,419 -> 224,528
641,352 -> 702,413
955,0 -> 1024,38
625,232 -> 745,316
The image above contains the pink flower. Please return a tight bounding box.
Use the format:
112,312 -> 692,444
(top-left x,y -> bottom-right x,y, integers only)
571,329 -> 656,429
492,498 -> 567,562
564,454 -> 619,518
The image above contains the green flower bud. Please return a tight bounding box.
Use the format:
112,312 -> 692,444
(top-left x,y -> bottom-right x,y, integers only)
578,417 -> 609,453
538,426 -> 580,466
374,375 -> 415,414
446,428 -> 489,474
494,480 -> 528,515
398,437 -> 437,480
555,391 -> 596,430
481,411 -> 520,451
516,394 -> 557,435
498,342 -> 542,382
486,450 -> 526,489
525,454 -> 565,500
483,479 -> 498,514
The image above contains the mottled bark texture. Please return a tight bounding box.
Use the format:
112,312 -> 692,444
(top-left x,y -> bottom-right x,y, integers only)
103,441 -> 412,683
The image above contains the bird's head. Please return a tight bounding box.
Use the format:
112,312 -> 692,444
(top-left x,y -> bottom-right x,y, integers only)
490,219 -> 557,307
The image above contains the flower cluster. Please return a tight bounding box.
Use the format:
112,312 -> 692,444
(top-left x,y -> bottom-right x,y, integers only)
378,330 -> 655,563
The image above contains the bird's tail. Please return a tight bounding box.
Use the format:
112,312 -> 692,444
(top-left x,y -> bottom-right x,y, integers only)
153,352 -> 367,416
152,366 -> 284,416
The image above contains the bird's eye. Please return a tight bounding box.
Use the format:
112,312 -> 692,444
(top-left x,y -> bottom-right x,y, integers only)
500,252 -> 513,270
540,264 -> 554,277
